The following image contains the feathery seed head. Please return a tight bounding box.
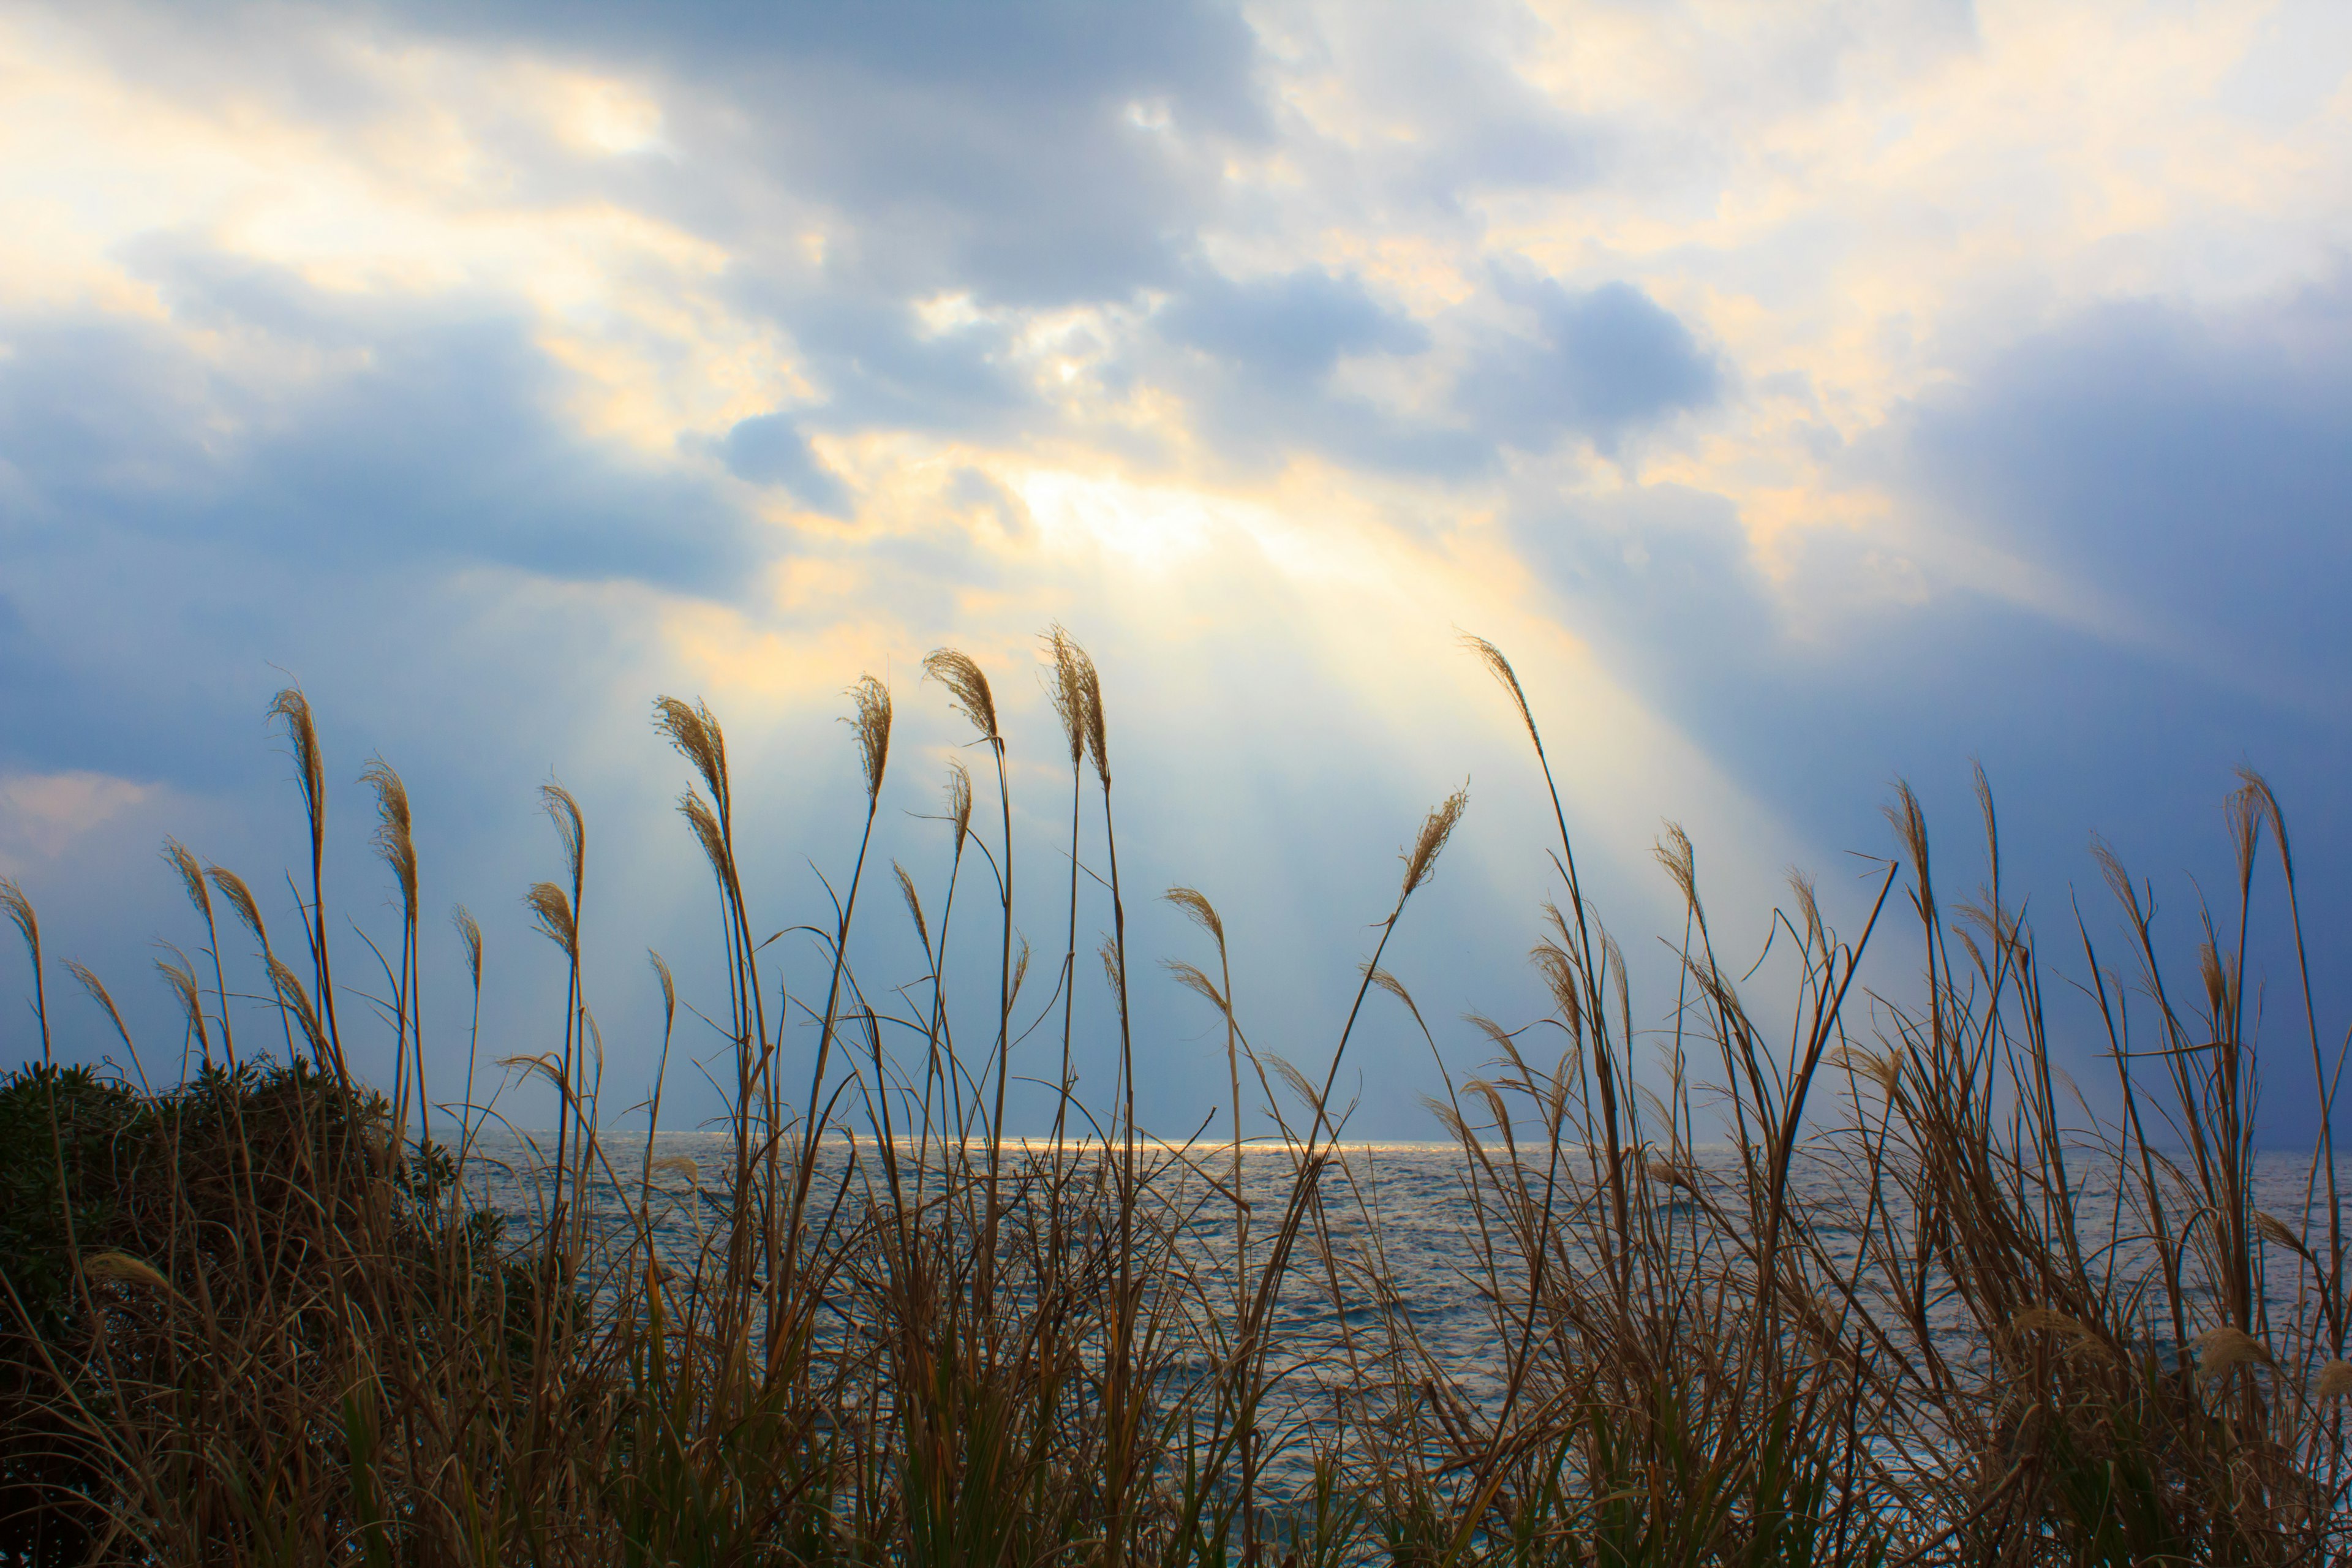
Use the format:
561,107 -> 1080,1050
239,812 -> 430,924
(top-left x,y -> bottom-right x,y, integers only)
268,687 -> 326,838
924,649 -> 999,742
1461,635 -> 1539,745
1654,823 -> 1700,916
206,867 -> 266,948
541,783 -> 585,891
2255,1211 -> 2309,1256
453,906 -> 483,992
154,952 -> 203,1036
1046,625 -> 1087,767
526,881 -> 578,959
894,863 -> 929,949
1164,886 -> 1224,946
360,759 -> 418,923
2192,1325 -> 2271,1384
647,949 -> 674,1030
84,1251 -> 173,1294
2318,1360 -> 2352,1401
679,791 -> 733,886
1400,785 -> 1469,901
945,760 -> 973,855
162,839 -> 211,922
845,675 -> 892,803
653,697 -> 731,816
650,1155 -> 699,1185
0,878 -> 39,965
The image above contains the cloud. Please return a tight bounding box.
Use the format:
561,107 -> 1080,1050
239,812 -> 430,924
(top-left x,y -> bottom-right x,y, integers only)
720,413 -> 849,516
1870,274 -> 2352,711
1159,265 -> 1428,385
1460,276 -> 1719,451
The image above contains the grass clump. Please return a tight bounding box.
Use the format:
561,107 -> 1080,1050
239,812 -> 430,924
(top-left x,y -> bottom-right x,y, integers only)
0,636 -> 2345,1566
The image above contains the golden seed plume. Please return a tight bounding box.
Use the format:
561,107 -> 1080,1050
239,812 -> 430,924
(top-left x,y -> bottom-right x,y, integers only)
360,758 -> 418,924
83,1251 -> 174,1294
679,791 -> 733,885
267,957 -> 328,1054
1163,886 -> 1224,946
541,783 -> 585,891
526,882 -> 578,958
1045,625 -> 1087,767
2254,1211 -> 2310,1257
2192,1325 -> 2272,1383
1654,823 -> 1700,916
923,648 -> 999,741
1645,1158 -> 1693,1191
452,906 -> 483,992
652,697 -> 731,817
2318,1360 -> 2352,1401
1460,634 -> 1539,745
1165,959 -> 1226,1011
894,863 -> 929,949
647,949 -> 674,1030
649,1155 -> 699,1185
1400,785 -> 1469,900
2235,764 -> 2291,879
1787,867 -> 1823,948
162,838 -> 211,922
1529,938 -> 1582,1037
268,687 -> 326,842
206,866 -> 266,947
1885,780 -> 1931,913
845,674 -> 892,803
1828,1046 -> 1902,1096
1077,643 -> 1107,786
154,952 -> 205,1043
0,878 -> 39,966
945,760 -> 973,855
66,961 -> 133,1052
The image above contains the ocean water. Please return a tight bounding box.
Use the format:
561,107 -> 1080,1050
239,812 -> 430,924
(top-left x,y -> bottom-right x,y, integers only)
455,1128 -> 2351,1499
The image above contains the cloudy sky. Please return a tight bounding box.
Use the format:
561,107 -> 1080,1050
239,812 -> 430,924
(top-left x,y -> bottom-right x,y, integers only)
3,0 -> 2348,1141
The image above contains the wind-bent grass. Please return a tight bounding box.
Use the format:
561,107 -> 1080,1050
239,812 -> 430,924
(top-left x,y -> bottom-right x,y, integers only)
0,635 -> 2346,1566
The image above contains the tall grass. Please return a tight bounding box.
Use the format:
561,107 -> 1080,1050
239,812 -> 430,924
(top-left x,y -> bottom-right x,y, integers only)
0,634 -> 2345,1566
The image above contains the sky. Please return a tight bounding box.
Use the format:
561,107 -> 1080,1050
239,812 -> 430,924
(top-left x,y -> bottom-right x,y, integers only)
2,0 -> 2349,1144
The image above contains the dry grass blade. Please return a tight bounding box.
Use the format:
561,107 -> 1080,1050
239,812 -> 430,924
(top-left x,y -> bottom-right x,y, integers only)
2008,1307 -> 2117,1363
924,648 -> 999,741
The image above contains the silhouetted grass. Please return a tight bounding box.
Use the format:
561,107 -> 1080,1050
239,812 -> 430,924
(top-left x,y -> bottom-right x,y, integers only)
0,635 -> 2345,1566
